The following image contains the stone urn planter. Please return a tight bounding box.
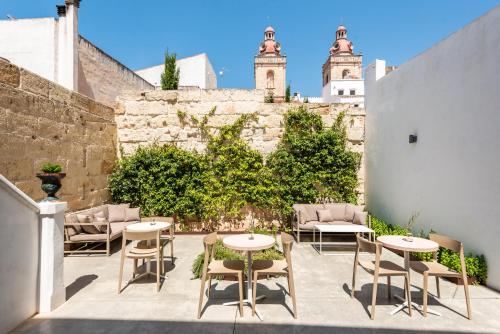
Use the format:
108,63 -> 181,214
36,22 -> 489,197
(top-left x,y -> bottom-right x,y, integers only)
36,173 -> 66,201
36,163 -> 66,201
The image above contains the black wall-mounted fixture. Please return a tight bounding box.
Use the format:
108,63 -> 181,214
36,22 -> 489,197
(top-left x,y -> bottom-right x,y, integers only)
409,134 -> 418,143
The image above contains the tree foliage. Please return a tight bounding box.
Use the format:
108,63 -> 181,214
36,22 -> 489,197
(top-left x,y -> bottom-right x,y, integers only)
109,106 -> 360,228
285,83 -> 291,102
160,50 -> 180,90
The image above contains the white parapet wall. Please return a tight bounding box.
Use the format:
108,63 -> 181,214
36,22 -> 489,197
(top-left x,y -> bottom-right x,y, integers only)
0,175 -> 40,333
365,6 -> 500,289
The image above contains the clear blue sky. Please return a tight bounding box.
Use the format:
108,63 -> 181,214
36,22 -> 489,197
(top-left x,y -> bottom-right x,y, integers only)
1,0 -> 499,96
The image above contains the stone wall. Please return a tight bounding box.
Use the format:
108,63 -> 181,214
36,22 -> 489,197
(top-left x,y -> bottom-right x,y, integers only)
115,88 -> 366,202
0,58 -> 117,210
78,36 -> 154,106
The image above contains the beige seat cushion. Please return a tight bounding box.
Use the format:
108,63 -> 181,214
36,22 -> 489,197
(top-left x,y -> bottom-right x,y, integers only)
294,220 -> 320,230
110,221 -> 134,234
69,233 -> 108,242
208,260 -> 244,275
108,203 -> 130,223
359,260 -> 407,276
252,259 -> 288,276
410,261 -> 460,277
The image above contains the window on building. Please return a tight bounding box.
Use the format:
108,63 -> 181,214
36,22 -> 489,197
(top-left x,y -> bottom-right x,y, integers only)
350,89 -> 355,95
266,70 -> 274,89
338,89 -> 344,96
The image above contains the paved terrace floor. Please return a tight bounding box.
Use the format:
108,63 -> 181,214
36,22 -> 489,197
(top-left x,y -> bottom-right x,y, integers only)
13,235 -> 500,334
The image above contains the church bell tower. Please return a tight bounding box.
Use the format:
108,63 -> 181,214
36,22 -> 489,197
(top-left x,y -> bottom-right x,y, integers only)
254,26 -> 286,101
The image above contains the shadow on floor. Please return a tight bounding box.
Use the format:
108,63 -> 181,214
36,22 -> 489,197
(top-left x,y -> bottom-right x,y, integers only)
13,318 -> 490,334
66,274 -> 98,300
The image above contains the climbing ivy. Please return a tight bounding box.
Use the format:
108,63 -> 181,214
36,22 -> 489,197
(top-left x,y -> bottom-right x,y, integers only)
109,106 -> 360,229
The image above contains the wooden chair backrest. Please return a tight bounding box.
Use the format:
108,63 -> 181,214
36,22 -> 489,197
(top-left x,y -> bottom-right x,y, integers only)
429,233 -> 467,276
356,234 -> 380,254
429,233 -> 462,253
123,229 -> 159,242
201,232 -> 218,277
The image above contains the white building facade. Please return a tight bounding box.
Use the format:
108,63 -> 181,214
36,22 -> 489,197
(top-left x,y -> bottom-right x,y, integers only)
135,53 -> 217,89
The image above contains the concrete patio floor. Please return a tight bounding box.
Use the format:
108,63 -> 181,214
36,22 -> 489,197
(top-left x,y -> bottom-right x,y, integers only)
12,234 -> 500,334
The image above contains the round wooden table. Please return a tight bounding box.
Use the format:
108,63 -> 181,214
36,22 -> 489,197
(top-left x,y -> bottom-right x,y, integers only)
223,234 -> 275,320
377,235 -> 440,316
127,221 -> 171,278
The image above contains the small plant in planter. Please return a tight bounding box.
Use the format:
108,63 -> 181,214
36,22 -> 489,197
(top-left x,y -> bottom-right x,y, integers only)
36,163 -> 66,201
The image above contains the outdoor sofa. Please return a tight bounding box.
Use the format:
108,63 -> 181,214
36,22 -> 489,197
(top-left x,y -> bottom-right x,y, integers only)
64,203 -> 140,256
292,203 -> 370,242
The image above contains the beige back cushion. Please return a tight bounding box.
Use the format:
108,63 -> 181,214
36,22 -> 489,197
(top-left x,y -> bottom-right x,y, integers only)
316,209 -> 333,223
108,203 -> 130,223
76,214 -> 101,234
125,207 -> 141,222
323,204 -> 346,221
293,204 -> 320,223
353,211 -> 367,225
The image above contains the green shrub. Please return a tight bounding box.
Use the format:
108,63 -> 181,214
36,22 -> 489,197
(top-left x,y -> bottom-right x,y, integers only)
109,106 -> 360,229
267,107 -> 361,217
191,238 -> 284,279
41,162 -> 62,173
371,215 -> 487,284
161,50 -> 179,90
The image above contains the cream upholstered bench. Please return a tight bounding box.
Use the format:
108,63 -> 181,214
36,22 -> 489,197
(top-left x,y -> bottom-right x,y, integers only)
64,203 -> 140,256
291,203 -> 369,243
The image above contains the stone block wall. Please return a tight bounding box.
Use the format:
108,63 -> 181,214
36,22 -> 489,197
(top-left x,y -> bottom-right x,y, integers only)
78,36 -> 154,106
115,88 -> 366,202
0,58 -> 117,210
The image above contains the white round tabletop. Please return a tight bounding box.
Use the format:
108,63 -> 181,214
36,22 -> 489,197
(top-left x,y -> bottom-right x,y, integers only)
223,234 -> 275,252
126,221 -> 171,232
377,235 -> 439,253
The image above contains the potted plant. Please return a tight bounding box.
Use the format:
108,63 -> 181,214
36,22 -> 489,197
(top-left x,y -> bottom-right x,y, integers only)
36,163 -> 66,201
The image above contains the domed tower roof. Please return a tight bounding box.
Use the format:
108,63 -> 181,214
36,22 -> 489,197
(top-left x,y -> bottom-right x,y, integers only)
259,26 -> 282,56
330,24 -> 353,56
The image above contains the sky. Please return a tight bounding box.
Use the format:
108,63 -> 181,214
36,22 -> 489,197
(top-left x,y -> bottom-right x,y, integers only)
1,0 -> 499,96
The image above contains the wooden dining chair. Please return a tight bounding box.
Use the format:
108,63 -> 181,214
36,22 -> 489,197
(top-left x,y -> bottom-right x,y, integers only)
251,232 -> 297,318
142,217 -> 175,265
197,232 -> 245,319
410,233 -> 472,319
351,234 -> 412,319
118,229 -> 164,293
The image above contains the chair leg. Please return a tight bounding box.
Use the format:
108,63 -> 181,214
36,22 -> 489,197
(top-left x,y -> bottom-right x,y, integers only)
370,274 -> 379,320
422,273 -> 428,317
351,263 -> 358,298
297,228 -> 300,243
207,276 -> 213,298
160,247 -> 164,275
156,255 -> 161,292
288,274 -> 298,319
197,274 -> 207,319
406,275 -> 413,317
435,276 -> 441,299
252,272 -> 258,316
387,276 -> 392,299
463,275 -> 472,319
171,240 -> 175,264
133,259 -> 138,279
118,252 -> 125,294
238,272 -> 244,317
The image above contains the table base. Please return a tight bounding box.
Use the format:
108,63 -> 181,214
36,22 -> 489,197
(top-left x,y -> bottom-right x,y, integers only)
223,295 -> 266,320
390,295 -> 441,316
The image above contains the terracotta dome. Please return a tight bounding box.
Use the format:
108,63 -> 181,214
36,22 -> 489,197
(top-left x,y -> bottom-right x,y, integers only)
330,38 -> 353,55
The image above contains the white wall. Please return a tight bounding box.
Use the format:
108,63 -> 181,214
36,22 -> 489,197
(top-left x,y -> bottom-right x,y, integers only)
0,18 -> 57,82
365,6 -> 500,289
0,175 -> 40,333
136,53 -> 217,89
322,79 -> 364,105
